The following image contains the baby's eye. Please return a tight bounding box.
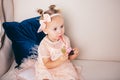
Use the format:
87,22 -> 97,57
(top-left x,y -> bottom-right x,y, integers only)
53,28 -> 57,31
60,25 -> 64,28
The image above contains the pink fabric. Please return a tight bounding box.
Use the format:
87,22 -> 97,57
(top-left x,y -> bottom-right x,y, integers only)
37,13 -> 61,33
35,35 -> 80,80
37,14 -> 51,33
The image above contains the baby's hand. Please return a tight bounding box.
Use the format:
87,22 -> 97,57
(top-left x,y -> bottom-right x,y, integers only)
69,48 -> 79,60
73,48 -> 79,56
59,53 -> 68,62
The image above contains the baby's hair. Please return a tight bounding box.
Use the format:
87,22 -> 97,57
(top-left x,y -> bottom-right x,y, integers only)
37,5 -> 60,20
44,5 -> 60,14
37,9 -> 44,20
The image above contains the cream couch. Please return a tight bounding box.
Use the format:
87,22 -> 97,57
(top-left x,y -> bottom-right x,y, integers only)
0,0 -> 120,80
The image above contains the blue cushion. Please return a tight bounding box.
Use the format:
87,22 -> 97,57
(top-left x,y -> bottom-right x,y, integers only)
3,16 -> 45,66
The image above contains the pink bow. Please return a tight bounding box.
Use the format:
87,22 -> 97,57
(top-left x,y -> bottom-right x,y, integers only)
37,14 -> 51,33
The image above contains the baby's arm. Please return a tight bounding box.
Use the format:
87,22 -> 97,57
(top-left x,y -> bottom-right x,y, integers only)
42,53 -> 68,69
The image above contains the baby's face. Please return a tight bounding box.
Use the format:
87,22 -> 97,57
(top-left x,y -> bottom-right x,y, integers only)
46,15 -> 65,42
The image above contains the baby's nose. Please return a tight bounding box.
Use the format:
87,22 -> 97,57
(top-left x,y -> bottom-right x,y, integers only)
58,29 -> 62,34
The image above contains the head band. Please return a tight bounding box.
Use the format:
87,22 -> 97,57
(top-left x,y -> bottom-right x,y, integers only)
37,13 -> 61,33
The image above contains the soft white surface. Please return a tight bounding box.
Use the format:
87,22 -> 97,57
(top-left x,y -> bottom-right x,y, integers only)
18,69 -> 35,80
1,60 -> 120,80
73,60 -> 120,80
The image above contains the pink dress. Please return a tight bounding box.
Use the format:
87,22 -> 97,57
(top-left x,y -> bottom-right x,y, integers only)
35,35 -> 80,80
1,35 -> 82,80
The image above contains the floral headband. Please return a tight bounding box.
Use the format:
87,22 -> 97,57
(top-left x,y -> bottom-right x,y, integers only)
37,13 -> 61,33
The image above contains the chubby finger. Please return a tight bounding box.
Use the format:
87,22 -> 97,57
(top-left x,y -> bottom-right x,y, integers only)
75,52 -> 79,55
73,48 -> 79,51
73,49 -> 79,53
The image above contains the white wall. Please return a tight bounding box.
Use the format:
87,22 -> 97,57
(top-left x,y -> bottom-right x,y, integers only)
13,0 -> 120,61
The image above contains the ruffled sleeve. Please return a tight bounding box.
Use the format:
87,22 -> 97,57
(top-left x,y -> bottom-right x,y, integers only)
35,40 -> 53,80
38,41 -> 50,59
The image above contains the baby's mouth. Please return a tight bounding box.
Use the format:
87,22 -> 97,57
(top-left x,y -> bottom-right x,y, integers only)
58,35 -> 62,40
58,35 -> 65,44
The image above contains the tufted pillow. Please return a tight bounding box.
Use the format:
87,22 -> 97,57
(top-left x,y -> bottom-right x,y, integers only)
3,16 -> 45,67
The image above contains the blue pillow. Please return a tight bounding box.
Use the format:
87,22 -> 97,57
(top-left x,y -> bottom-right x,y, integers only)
3,16 -> 45,67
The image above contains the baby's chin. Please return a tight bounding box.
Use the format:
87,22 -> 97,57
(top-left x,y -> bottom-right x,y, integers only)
52,37 -> 61,41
